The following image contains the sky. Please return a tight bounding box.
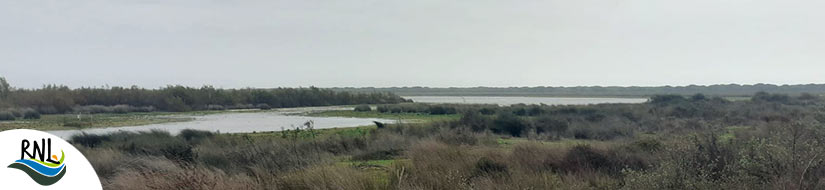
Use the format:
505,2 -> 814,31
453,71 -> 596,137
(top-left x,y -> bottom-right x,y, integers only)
1,0 -> 824,89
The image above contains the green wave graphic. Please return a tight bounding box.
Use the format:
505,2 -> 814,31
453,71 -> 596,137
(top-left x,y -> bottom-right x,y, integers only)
7,162 -> 67,186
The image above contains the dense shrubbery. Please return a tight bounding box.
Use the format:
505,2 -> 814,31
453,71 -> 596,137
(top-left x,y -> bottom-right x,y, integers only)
375,103 -> 495,115
0,111 -> 14,121
72,92 -> 825,189
22,109 -> 41,119
0,80 -> 409,114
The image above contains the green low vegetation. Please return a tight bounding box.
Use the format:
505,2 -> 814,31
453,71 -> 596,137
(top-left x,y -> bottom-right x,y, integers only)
0,112 -> 192,131
308,109 -> 460,123
0,109 -> 268,131
69,92 -> 825,189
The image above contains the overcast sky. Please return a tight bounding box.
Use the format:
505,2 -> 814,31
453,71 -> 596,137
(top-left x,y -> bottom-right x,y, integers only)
1,0 -> 823,89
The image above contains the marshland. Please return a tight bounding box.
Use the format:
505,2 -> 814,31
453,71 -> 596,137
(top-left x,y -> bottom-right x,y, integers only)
3,78 -> 825,189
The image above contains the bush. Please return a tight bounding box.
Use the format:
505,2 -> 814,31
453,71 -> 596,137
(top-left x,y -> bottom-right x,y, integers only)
9,109 -> 23,118
376,105 -> 389,113
256,103 -> 271,110
492,112 -> 527,137
649,94 -> 686,105
71,133 -> 111,148
112,105 -> 131,114
459,111 -> 490,132
23,109 -> 40,119
353,105 -> 371,112
473,157 -> 509,178
205,105 -> 225,110
561,145 -> 648,175
0,111 -> 15,121
352,149 -> 401,161
179,129 -> 215,142
533,116 -> 568,137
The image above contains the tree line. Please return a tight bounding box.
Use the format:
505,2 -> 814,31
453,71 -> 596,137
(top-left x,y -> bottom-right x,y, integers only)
0,77 -> 409,114
332,83 -> 825,97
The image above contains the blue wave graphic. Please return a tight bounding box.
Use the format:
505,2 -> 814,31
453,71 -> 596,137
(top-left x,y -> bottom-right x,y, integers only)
12,159 -> 65,177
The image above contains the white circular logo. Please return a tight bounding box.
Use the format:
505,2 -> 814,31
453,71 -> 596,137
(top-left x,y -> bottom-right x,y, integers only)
0,129 -> 102,189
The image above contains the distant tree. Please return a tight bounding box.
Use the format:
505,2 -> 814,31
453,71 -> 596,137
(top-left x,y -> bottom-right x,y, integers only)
0,76 -> 9,99
752,91 -> 790,103
798,93 -> 820,100
163,97 -> 190,112
690,93 -> 707,101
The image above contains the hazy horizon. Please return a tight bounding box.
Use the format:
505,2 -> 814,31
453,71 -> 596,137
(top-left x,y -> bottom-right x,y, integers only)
3,0 -> 824,89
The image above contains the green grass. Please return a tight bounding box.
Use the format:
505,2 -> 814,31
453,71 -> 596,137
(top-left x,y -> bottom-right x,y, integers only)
0,112 -> 192,131
307,110 -> 460,123
227,125 -> 379,140
0,109 -> 270,131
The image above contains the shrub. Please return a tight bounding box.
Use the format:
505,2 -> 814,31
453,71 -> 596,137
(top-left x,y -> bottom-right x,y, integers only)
562,145 -> 610,172
353,105 -> 371,112
492,112 -> 527,137
0,111 -> 14,121
459,110 -> 490,132
649,94 -> 686,105
376,105 -> 389,113
632,137 -> 663,152
23,109 -> 40,119
473,157 -> 509,177
71,133 -> 111,148
428,105 -> 452,115
479,107 -> 496,115
691,93 -> 708,101
179,129 -> 215,142
256,103 -> 271,110
112,105 -> 131,114
9,109 -> 23,118
561,145 -> 649,175
390,106 -> 402,113
533,116 -> 568,137
352,149 -> 401,161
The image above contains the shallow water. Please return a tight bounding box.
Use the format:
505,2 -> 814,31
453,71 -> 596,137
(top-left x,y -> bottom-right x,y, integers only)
404,96 -> 648,105
46,97 -> 648,139
47,106 -> 394,139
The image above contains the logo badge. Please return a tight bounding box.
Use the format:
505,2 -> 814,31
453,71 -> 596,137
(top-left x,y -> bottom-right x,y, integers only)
0,129 -> 101,189
8,138 -> 67,186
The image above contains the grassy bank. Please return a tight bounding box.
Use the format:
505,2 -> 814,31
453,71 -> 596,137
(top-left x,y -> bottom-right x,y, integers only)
0,109 -> 266,131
